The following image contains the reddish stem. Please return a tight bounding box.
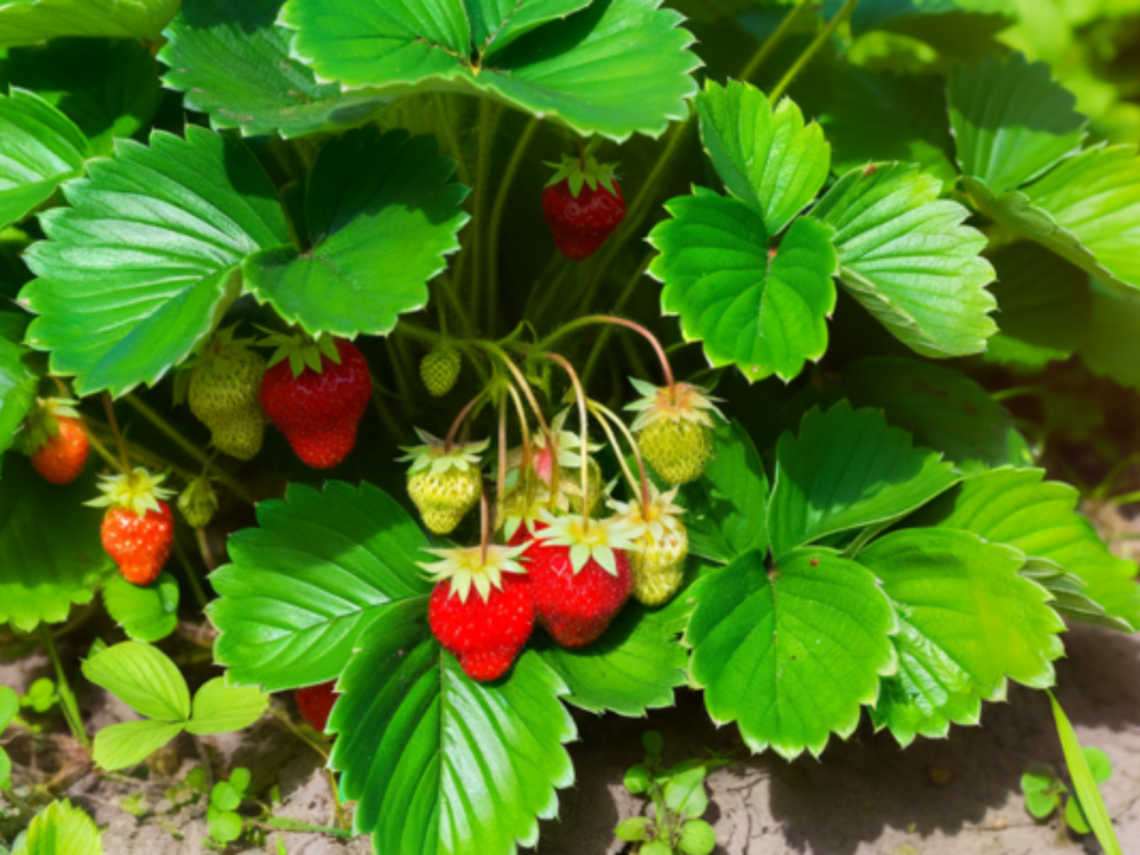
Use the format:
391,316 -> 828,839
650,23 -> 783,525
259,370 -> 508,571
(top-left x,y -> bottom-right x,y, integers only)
582,315 -> 675,390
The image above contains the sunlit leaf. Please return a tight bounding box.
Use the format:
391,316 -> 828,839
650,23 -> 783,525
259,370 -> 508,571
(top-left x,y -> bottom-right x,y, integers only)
92,720 -> 185,771
687,548 -> 897,759
0,335 -> 35,460
208,481 -> 429,692
281,0 -> 700,141
81,641 -> 191,722
0,88 -> 90,231
829,0 -> 1017,58
652,193 -> 838,382
696,80 -> 830,234
810,162 -> 996,358
243,127 -> 469,338
0,0 -> 179,46
102,572 -> 179,643
17,798 -> 102,855
330,598 -> 576,855
185,678 -> 269,735
767,402 -> 960,560
20,126 -> 291,397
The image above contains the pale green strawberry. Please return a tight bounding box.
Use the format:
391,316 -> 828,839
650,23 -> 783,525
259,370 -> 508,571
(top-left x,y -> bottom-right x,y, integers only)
400,431 -> 488,535
177,476 -> 218,529
627,379 -> 724,485
420,346 -> 462,397
610,485 -> 688,606
188,328 -> 266,461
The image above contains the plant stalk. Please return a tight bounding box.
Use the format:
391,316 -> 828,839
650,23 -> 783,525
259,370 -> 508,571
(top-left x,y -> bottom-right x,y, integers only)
739,0 -> 816,82
487,117 -> 541,334
769,0 -> 859,102
38,626 -> 90,751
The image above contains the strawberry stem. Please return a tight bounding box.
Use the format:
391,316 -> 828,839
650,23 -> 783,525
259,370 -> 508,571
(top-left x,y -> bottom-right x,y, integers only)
769,0 -> 859,102
444,391 -> 488,453
505,382 -> 533,472
543,352 -> 592,532
174,538 -> 209,610
497,395 -> 508,508
38,626 -> 91,751
539,315 -> 676,391
479,490 -> 491,565
84,424 -> 125,473
476,341 -> 557,461
102,392 -> 131,474
588,398 -> 651,510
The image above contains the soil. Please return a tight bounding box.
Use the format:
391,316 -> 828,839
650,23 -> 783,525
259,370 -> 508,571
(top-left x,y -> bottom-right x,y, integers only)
2,504 -> 1139,855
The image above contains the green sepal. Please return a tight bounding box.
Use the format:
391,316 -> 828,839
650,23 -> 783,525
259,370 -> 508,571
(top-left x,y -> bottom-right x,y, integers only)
255,327 -> 341,378
19,397 -> 80,454
545,139 -> 620,197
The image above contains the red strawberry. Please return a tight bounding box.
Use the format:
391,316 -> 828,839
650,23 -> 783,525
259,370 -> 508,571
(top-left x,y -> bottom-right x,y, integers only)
423,545 -> 534,682
542,143 -> 626,260
296,681 -> 338,732
31,415 -> 89,485
88,468 -> 176,586
259,336 -> 372,470
517,517 -> 637,648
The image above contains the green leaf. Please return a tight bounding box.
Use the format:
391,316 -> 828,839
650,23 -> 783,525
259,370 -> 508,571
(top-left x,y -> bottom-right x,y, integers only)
0,335 -> 35,458
913,467 -> 1140,630
0,685 -> 16,730
160,0 -> 391,139
467,0 -> 592,57
1048,690 -> 1123,855
641,842 -> 673,855
823,69 -> 957,186
1020,145 -> 1140,291
536,602 -> 686,716
1025,789 -> 1059,818
623,765 -> 650,795
243,127 -> 469,338
0,88 -> 90,231
207,811 -> 243,843
860,530 -> 1064,746
0,457 -> 108,633
810,162 -> 996,358
1083,747 -> 1112,784
687,548 -> 897,759
1065,793 -> 1091,835
81,641 -> 191,722
651,194 -> 838,382
984,242 -> 1088,370
281,0 -> 700,141
614,816 -> 651,842
1019,559 -> 1133,633
1083,277 -> 1140,389
0,39 -> 162,157
767,402 -> 960,560
211,781 -> 243,812
329,598 -> 576,855
839,357 -> 1029,474
21,126 -> 290,397
831,0 -> 1016,58
17,799 -> 102,855
696,80 -> 830,234
948,53 -> 1087,195
0,0 -> 179,45
0,746 -> 10,790
208,481 -> 429,692
102,572 -> 179,643
185,677 -> 269,735
679,819 -> 717,855
664,766 -> 708,819
684,420 -> 768,563
92,719 -> 185,771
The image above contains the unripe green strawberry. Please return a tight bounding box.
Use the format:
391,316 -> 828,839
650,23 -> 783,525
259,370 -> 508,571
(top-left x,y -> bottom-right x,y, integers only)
611,486 -> 689,606
627,379 -> 724,485
420,346 -> 461,397
400,431 -> 488,535
177,476 -> 218,529
189,329 -> 266,461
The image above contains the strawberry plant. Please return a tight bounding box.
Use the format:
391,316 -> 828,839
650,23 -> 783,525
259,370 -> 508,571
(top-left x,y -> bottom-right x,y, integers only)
2,1 -> 1140,854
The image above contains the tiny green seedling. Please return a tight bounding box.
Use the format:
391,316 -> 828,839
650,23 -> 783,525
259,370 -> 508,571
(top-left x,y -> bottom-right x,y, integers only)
614,730 -> 723,855
1021,747 -> 1113,835
0,686 -> 17,790
19,679 -> 58,715
205,767 -> 251,848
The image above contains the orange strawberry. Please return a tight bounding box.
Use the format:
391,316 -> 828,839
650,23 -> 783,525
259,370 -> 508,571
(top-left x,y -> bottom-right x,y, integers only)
87,468 -> 176,586
22,399 -> 89,485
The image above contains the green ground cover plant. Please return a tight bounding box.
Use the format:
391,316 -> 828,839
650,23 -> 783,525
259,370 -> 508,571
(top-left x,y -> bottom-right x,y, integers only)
2,1 -> 1140,853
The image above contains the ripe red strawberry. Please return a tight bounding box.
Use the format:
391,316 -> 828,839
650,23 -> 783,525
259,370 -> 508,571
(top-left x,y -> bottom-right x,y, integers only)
296,681 -> 338,732
423,545 -> 533,681
88,468 -> 176,586
259,335 -> 372,470
516,516 -> 637,648
542,143 -> 626,260
29,412 -> 89,485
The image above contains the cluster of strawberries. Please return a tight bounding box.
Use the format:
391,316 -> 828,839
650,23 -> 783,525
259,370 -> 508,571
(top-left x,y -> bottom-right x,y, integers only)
407,378 -> 722,682
19,328 -> 374,589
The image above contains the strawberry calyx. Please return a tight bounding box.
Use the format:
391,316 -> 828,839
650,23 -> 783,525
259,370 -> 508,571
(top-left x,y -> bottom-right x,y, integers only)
256,327 -> 343,380
399,429 -> 490,475
177,474 -> 219,528
86,467 -> 175,518
608,483 -> 685,542
20,398 -> 81,455
625,378 -> 726,431
419,544 -> 529,603
544,139 -> 619,199
534,511 -> 640,576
